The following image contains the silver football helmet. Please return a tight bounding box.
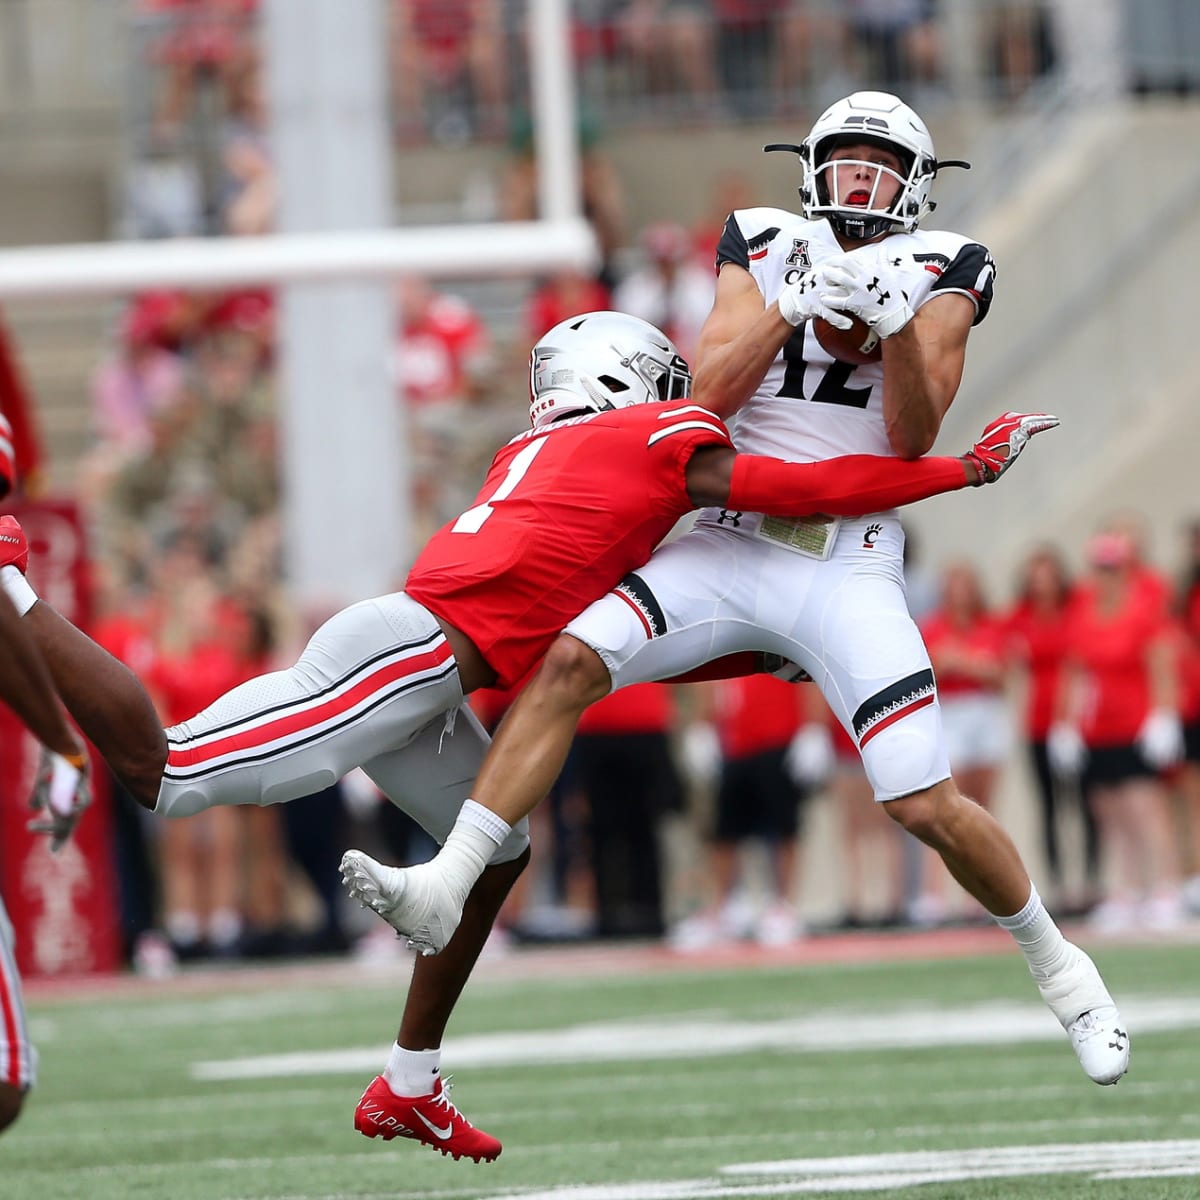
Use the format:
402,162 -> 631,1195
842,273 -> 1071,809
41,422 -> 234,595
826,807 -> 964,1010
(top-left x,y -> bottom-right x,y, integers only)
770,91 -> 967,241
529,311 -> 692,430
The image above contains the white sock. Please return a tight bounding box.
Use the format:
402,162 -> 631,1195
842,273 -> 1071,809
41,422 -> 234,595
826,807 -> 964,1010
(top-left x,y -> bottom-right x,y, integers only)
994,885 -> 1072,981
438,800 -> 512,908
384,1043 -> 441,1097
0,564 -> 37,615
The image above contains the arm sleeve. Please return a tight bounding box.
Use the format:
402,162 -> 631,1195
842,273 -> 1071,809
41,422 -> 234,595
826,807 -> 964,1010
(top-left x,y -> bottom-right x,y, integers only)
931,241 -> 995,326
726,453 -> 968,517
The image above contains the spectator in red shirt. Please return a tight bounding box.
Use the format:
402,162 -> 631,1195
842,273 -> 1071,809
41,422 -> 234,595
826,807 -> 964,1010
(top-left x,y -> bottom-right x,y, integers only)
1006,545 -> 1095,909
145,533 -> 251,959
524,270 -> 612,344
395,277 -> 494,539
672,674 -> 814,948
143,0 -> 260,144
1173,521 -> 1200,913
395,277 -> 490,410
1051,531 -> 1185,932
390,0 -> 509,141
910,561 -> 1009,925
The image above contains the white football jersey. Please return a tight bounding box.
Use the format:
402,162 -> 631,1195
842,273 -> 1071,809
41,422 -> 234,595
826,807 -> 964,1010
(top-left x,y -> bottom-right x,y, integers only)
715,207 -> 996,462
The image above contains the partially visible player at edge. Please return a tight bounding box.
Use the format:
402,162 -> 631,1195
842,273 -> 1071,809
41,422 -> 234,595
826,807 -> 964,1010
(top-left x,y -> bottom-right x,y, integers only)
0,413 -> 92,1137
342,91 -> 1130,1092
0,312 -> 1051,1161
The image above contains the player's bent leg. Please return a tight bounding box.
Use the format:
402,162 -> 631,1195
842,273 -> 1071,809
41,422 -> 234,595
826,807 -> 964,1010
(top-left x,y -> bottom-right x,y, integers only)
883,777 -> 1129,1086
158,593 -> 461,818
343,638 -> 602,951
343,707 -> 531,954
347,713 -> 523,1160
350,853 -> 525,1161
883,778 -> 1030,916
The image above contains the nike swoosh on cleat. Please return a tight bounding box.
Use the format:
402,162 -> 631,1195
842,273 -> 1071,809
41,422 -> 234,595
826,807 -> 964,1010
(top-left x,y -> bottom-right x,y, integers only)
412,1110 -> 454,1140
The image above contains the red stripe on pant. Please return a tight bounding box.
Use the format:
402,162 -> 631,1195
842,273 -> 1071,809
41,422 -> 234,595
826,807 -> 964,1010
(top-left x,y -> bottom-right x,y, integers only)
859,693 -> 935,748
0,947 -> 23,1087
167,640 -> 453,772
613,589 -> 654,640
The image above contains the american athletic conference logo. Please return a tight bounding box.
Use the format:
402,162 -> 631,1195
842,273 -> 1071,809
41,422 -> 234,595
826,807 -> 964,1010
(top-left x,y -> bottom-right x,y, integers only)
785,239 -> 811,269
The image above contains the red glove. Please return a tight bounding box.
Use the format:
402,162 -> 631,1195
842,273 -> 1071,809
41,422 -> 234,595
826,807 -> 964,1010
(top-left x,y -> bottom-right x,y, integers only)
965,411 -> 1060,484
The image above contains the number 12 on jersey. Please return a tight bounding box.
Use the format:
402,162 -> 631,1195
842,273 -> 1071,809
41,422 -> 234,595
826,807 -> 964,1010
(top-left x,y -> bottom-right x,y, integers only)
451,436 -> 549,534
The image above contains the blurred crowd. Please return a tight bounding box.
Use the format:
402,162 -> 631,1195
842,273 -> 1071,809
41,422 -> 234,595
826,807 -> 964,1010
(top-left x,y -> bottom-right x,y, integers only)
127,0 -> 1064,238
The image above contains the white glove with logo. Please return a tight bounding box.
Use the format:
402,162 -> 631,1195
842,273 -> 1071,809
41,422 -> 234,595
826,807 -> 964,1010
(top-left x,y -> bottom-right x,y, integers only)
678,722 -> 723,789
836,258 -> 914,338
1047,722 -> 1087,779
777,262 -> 857,329
27,746 -> 92,852
783,724 -> 834,789
1138,709 -> 1184,770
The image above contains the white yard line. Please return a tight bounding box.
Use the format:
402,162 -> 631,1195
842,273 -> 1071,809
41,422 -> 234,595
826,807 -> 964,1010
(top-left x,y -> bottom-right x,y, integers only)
191,994 -> 1200,1081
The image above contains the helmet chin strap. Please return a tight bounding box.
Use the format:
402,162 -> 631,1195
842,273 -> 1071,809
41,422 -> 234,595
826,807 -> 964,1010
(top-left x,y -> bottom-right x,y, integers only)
828,211 -> 899,241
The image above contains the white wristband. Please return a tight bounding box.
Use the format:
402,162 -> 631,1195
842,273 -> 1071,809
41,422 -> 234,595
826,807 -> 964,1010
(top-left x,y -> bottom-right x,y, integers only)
1,564 -> 37,615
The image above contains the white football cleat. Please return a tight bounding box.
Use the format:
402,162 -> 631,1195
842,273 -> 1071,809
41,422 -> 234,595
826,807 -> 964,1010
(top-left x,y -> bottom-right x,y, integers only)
339,850 -> 463,956
1035,943 -> 1129,1085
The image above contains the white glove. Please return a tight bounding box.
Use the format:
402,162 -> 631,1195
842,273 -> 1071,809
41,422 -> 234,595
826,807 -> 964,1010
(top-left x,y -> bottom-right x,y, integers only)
836,258 -> 914,338
1047,722 -> 1087,779
1138,709 -> 1184,770
678,721 -> 722,788
777,262 -> 857,328
27,746 -> 92,852
784,724 -> 834,789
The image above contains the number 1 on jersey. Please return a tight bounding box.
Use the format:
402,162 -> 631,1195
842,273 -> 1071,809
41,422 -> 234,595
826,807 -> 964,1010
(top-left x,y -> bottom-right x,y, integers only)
452,436 -> 549,534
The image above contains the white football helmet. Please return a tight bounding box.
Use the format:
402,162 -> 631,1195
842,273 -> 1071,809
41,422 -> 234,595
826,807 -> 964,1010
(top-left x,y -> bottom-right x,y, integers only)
783,91 -> 964,241
529,311 -> 691,430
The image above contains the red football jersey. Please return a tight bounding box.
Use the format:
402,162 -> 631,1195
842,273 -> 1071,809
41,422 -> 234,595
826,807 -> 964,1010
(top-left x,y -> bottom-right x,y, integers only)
406,403 -> 733,689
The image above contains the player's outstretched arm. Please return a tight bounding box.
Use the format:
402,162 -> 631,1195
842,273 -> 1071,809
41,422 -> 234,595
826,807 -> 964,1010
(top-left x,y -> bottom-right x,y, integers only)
684,410 -> 1058,514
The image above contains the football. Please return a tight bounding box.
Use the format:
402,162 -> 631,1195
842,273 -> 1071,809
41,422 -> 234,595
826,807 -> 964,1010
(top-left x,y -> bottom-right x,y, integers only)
813,314 -> 882,366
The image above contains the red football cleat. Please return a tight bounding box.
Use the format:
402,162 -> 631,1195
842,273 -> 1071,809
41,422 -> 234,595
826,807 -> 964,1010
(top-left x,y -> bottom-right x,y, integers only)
0,515 -> 28,574
354,1075 -> 501,1162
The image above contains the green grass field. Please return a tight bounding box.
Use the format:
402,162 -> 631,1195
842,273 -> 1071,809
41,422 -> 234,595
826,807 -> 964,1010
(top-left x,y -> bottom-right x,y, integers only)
7,935 -> 1200,1200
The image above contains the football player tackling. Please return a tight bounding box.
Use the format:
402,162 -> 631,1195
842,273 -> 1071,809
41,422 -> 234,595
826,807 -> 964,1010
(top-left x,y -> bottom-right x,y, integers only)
1,311 -> 1052,1161
343,92 -> 1130,1093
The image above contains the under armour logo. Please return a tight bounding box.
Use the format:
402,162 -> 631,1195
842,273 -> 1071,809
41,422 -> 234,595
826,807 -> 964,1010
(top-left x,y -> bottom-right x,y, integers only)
862,523 -> 883,548
1110,1029 -> 1128,1051
867,276 -> 890,307
717,509 -> 743,527
889,256 -> 903,267
794,273 -> 817,294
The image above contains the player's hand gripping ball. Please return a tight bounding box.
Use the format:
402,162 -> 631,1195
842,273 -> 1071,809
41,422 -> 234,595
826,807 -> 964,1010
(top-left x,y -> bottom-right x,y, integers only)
812,313 -> 882,365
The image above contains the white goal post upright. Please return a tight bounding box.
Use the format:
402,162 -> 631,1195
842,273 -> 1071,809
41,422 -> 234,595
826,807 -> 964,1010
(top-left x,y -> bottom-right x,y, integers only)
0,0 -> 593,605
